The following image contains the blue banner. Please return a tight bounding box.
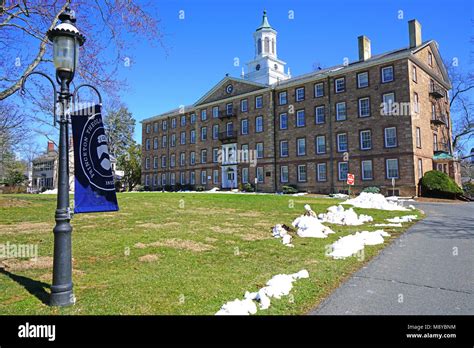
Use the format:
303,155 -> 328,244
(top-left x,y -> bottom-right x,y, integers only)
71,104 -> 119,213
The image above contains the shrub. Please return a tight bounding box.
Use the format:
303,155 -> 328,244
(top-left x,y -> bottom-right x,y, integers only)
135,185 -> 145,192
463,182 -> 474,198
242,183 -> 255,192
282,184 -> 298,194
362,186 -> 380,194
195,185 -> 205,192
420,170 -> 462,198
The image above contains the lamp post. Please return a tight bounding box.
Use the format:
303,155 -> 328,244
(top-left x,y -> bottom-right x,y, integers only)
21,5 -> 86,307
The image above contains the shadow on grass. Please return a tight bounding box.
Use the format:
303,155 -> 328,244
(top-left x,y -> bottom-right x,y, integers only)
0,268 -> 50,305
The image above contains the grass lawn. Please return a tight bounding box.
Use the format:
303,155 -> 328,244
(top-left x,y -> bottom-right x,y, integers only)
0,192 -> 421,315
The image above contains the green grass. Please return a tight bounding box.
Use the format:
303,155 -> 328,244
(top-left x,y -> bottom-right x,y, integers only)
0,192 -> 421,315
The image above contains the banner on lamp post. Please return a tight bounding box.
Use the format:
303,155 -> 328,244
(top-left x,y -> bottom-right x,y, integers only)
71,104 -> 119,214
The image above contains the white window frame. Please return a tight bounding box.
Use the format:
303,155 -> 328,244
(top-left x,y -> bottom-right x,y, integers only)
180,131 -> 186,145
358,97 -> 370,117
255,116 -> 263,133
314,82 -> 324,97
297,138 -> 306,156
201,149 -> 207,164
241,99 -> 248,112
212,106 -> 219,118
213,169 -> 219,184
256,167 -> 264,183
315,106 -> 325,124
279,113 -> 288,129
386,158 -> 399,179
357,71 -> 369,88
201,170 -> 207,185
360,130 -> 372,150
338,162 -> 348,181
416,127 -> 421,148
297,165 -> 307,182
279,91 -> 287,105
241,119 -> 248,135
381,66 -> 394,83
213,148 -> 219,163
335,77 -> 345,93
384,127 -> 397,148
201,126 -> 207,141
255,95 -> 263,109
317,163 -> 327,181
256,142 -> 264,159
316,135 -> 326,154
296,109 -> 305,127
190,152 -> 195,165
382,92 -> 395,115
280,165 -> 289,183
361,160 -> 373,180
337,133 -> 348,152
336,102 -> 346,121
242,167 -> 249,184
213,124 -> 219,139
296,87 -> 305,102
201,109 -> 207,121
181,115 -> 186,126
280,140 -> 289,157
145,157 -> 150,169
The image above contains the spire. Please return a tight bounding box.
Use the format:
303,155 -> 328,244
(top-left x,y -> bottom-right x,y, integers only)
256,10 -> 272,31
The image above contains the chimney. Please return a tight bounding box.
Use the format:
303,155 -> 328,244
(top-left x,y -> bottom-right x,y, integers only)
409,19 -> 422,48
358,35 -> 371,61
47,140 -> 54,153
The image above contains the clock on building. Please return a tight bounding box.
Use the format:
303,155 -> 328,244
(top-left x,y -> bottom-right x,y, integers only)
256,64 -> 261,71
225,84 -> 233,94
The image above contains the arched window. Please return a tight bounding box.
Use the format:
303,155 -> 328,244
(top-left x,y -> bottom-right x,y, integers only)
272,39 -> 275,54
257,39 -> 262,54
264,37 -> 270,53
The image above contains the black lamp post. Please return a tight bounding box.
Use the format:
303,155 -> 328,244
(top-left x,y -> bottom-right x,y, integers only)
21,6 -> 86,307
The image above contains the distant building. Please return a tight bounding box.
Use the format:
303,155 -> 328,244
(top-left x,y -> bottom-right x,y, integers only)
31,141 -> 58,191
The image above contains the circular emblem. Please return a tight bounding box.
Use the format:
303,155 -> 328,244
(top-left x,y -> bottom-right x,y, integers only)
225,84 -> 233,94
79,115 -> 115,191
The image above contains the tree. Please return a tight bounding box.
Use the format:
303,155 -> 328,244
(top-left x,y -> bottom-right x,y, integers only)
117,142 -> 141,191
104,105 -> 135,159
3,159 -> 27,186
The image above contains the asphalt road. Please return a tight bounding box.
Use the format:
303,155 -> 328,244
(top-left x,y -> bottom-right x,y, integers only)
310,202 -> 474,315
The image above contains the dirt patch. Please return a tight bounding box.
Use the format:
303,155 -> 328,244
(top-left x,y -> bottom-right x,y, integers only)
0,198 -> 33,208
205,237 -> 218,243
0,256 -> 53,271
253,221 -> 271,227
38,269 -> 85,282
137,223 -> 161,229
134,238 -> 214,252
210,226 -> 234,234
238,230 -> 271,241
238,211 -> 262,217
0,222 -> 52,235
193,207 -> 237,216
138,254 -> 160,262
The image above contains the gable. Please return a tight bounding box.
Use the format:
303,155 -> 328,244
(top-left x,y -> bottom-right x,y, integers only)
194,77 -> 267,106
412,42 -> 451,88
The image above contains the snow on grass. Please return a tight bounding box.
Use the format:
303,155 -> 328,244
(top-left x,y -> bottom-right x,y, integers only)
374,223 -> 403,227
215,270 -> 309,315
386,215 -> 418,223
343,192 -> 409,211
292,215 -> 333,238
327,230 -> 391,259
271,224 -> 294,247
318,205 -> 373,226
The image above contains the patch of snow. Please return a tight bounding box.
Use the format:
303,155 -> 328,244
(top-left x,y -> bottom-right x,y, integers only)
292,192 -> 307,196
386,215 -> 418,223
330,193 -> 349,199
318,205 -> 373,226
374,223 -> 402,227
328,230 -> 390,259
343,192 -> 409,211
292,215 -> 333,238
271,224 -> 293,247
216,270 -> 309,315
408,204 -> 416,210
208,187 -> 220,192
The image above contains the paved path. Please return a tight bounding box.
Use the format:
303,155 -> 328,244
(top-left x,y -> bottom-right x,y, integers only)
310,202 -> 474,315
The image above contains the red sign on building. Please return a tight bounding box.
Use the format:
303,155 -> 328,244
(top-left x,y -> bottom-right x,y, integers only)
347,173 -> 355,185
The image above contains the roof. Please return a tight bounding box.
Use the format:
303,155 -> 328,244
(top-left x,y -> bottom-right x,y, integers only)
256,10 -> 273,31
433,152 -> 454,160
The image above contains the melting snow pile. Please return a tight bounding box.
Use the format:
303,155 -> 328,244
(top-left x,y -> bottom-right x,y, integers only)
215,270 -> 309,315
343,192 -> 408,211
318,205 -> 373,226
292,215 -> 333,238
328,230 -> 391,259
386,215 -> 418,223
374,223 -> 402,227
272,224 -> 294,247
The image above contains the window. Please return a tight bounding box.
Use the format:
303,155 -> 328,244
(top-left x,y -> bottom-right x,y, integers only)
336,102 -> 346,121
241,119 -> 249,135
145,174 -> 149,186
212,106 -> 219,118
181,172 -> 186,185
361,160 -> 373,180
170,173 -> 175,185
338,162 -> 348,181
161,173 -> 167,186
297,165 -> 307,182
256,142 -> 264,159
296,109 -> 305,127
201,149 -> 207,163
201,170 -> 207,184
315,106 -> 325,124
241,144 -> 249,162
256,167 -> 264,183
255,95 -> 263,109
213,124 -> 219,139
428,52 -> 433,66
213,169 -> 219,184
201,109 -> 207,121
171,118 -> 177,129
153,137 -> 158,149
226,103 -> 233,115
153,156 -> 158,169
384,127 -> 397,148
337,133 -> 348,152
212,148 -> 219,163
335,77 -> 345,93
416,127 -> 421,148
161,155 -> 167,168
382,93 -> 395,115
358,97 -> 370,117
413,92 -> 419,113
241,99 -> 248,112
226,122 -> 233,135
180,131 -> 186,145
145,157 -> 150,169
256,116 -> 263,133
170,154 -> 175,167
314,82 -> 324,97
279,91 -> 287,105
280,166 -> 289,183
162,135 -> 167,148
279,113 -> 288,129
201,127 -> 207,141
297,138 -> 306,156
360,130 -> 372,150
190,171 -> 195,185
381,66 -> 394,83
162,120 -> 168,130
316,135 -> 326,154
357,72 -> 369,88
433,133 -> 438,151
431,104 -> 436,120
280,140 -> 289,157
146,124 -> 151,133
170,134 -> 176,147
386,159 -> 399,179
296,87 -> 305,102
180,152 -> 185,166
190,130 -> 196,144
145,138 -> 150,150
242,167 -> 249,183
190,152 -> 195,165
412,65 -> 417,82
317,163 -> 327,181
418,158 -> 423,179
190,113 -> 196,124
153,122 -> 158,133
153,174 -> 158,186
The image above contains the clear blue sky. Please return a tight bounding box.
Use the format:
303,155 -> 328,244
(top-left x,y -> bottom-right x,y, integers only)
118,0 -> 472,144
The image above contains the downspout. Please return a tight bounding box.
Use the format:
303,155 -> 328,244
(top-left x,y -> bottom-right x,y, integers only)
271,85 -> 277,192
327,75 -> 335,193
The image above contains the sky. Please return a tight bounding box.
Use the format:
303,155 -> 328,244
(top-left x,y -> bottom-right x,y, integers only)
13,0 -> 474,152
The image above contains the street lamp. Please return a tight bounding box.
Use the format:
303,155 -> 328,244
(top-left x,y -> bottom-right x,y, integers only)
20,5 -> 88,307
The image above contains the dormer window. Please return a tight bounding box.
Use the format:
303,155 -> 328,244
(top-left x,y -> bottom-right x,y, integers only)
428,52 -> 433,67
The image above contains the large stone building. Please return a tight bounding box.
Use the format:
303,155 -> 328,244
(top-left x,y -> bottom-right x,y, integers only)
141,12 -> 460,196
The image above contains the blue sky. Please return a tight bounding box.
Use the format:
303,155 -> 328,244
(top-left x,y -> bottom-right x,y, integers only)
117,0 -> 472,145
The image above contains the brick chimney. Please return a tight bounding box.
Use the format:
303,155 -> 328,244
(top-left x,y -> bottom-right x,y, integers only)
358,35 -> 371,61
409,19 -> 422,48
47,140 -> 54,153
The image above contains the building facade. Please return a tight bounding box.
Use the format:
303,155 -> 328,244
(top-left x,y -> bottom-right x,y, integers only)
141,13 -> 460,196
